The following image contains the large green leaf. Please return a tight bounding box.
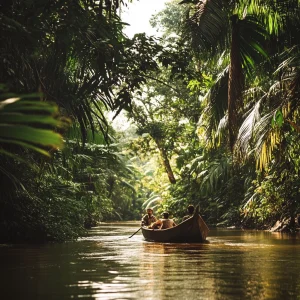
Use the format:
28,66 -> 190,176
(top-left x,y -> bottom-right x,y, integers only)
0,114 -> 60,126
0,125 -> 63,147
0,97 -> 64,156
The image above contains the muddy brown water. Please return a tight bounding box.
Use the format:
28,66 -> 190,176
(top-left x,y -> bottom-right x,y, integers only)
1,222 -> 300,299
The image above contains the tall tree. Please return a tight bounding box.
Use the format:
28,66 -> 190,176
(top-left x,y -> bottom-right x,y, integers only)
181,0 -> 268,150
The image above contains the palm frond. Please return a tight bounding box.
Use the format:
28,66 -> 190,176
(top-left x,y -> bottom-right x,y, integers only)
236,0 -> 283,35
142,195 -> 162,209
182,0 -> 229,55
239,15 -> 269,78
0,96 -> 64,156
199,66 -> 229,147
235,97 -> 263,157
254,111 -> 282,170
200,156 -> 231,196
276,46 -> 300,101
215,113 -> 228,143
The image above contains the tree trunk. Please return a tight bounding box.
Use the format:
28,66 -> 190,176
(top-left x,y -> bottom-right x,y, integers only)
156,139 -> 176,184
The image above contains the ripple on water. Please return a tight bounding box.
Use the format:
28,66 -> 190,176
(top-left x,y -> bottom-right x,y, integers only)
1,225 -> 300,300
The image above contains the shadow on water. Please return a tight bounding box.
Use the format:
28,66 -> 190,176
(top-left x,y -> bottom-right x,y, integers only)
0,223 -> 300,299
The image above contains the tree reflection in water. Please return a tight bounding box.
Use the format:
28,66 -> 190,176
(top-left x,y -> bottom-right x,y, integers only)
0,224 -> 300,299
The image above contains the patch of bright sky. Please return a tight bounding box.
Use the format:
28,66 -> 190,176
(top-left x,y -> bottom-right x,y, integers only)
108,0 -> 169,131
121,0 -> 169,38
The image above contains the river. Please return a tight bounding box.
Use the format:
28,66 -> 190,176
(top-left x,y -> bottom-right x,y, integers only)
1,222 -> 300,299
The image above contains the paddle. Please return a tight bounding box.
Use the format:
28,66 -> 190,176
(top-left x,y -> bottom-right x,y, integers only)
128,227 -> 142,238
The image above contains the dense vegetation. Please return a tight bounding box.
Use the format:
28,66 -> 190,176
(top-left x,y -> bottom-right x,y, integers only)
138,0 -> 300,231
1,0 -> 300,242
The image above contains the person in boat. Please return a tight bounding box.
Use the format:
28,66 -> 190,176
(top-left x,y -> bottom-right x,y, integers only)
182,204 -> 195,222
158,212 -> 176,229
141,207 -> 157,227
148,219 -> 162,229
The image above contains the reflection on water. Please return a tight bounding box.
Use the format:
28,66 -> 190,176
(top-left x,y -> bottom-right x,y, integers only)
0,223 -> 300,299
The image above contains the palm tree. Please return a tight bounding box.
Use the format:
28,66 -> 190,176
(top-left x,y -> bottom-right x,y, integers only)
181,0 -> 269,151
232,0 -> 300,169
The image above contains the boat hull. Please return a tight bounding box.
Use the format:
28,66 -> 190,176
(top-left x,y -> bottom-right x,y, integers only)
141,212 -> 209,243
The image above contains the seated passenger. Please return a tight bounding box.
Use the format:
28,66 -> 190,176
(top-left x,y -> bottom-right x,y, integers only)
182,204 -> 195,222
148,219 -> 162,229
159,212 -> 176,229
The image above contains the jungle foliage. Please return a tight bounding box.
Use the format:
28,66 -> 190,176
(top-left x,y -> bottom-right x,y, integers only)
1,0 -> 300,242
0,0 -> 159,242
126,0 -> 300,231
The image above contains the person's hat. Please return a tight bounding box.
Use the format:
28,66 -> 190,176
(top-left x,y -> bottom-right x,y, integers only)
146,207 -> 153,211
162,211 -> 169,215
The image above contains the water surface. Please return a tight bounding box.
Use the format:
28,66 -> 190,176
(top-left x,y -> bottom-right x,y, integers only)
1,222 -> 300,299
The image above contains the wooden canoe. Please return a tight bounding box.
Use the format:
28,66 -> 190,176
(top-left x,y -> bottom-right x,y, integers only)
141,205 -> 209,243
